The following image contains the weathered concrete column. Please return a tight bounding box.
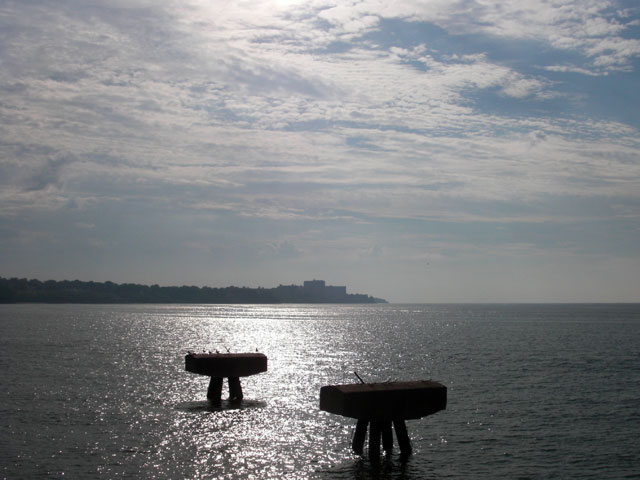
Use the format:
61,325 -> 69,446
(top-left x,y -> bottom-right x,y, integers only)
368,420 -> 382,458
207,377 -> 223,403
393,418 -> 412,456
228,376 -> 243,402
352,419 -> 368,455
381,421 -> 394,452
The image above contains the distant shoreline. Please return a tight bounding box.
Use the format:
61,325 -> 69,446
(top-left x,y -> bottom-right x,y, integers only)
0,277 -> 387,304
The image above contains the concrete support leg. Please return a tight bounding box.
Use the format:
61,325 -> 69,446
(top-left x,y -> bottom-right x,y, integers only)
381,421 -> 394,453
207,377 -> 223,404
393,419 -> 412,456
228,376 -> 243,402
368,420 -> 382,459
352,419 -> 368,455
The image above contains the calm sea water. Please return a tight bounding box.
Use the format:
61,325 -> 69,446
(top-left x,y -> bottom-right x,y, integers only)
1,303 -> 639,479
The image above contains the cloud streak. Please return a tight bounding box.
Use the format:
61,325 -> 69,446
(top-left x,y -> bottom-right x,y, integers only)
0,0 -> 639,301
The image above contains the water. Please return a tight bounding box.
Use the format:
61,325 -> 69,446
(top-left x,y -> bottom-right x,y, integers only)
1,303 -> 639,479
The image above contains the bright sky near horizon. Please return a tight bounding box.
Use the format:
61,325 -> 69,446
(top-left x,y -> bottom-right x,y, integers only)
1,0 -> 639,302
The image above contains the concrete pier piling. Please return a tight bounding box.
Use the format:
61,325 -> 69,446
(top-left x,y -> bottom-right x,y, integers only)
207,377 -> 223,401
352,418 -> 368,455
185,352 -> 267,404
227,376 -> 243,402
320,380 -> 446,458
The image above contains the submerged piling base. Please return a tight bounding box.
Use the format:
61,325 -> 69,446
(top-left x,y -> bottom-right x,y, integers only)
207,376 -> 244,404
352,418 -> 412,458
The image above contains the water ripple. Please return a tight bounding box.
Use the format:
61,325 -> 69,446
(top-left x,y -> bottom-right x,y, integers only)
1,303 -> 639,478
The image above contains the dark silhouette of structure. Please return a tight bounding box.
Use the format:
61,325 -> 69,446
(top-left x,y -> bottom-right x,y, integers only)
0,277 -> 387,304
185,352 -> 267,404
320,380 -> 447,458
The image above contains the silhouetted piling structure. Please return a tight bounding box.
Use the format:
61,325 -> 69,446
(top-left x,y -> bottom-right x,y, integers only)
185,352 -> 267,404
320,380 -> 447,458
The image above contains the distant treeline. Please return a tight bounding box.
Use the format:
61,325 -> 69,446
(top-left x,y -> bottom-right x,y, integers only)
0,277 -> 386,304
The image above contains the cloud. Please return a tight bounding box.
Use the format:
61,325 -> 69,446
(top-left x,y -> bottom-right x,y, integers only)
394,0 -> 640,73
544,64 -> 603,76
265,240 -> 301,258
0,0 -> 638,300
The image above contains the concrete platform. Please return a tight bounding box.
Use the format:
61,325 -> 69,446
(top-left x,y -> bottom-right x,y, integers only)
320,380 -> 447,421
185,352 -> 267,378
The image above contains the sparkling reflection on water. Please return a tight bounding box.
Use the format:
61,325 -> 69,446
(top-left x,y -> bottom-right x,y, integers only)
1,303 -> 639,479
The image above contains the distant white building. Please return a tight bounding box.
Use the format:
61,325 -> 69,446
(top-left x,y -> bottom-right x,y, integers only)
303,280 -> 347,299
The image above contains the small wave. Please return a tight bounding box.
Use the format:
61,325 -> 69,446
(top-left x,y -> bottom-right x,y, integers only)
175,399 -> 267,413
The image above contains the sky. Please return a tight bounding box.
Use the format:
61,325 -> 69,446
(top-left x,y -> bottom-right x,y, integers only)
1,0 -> 639,303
